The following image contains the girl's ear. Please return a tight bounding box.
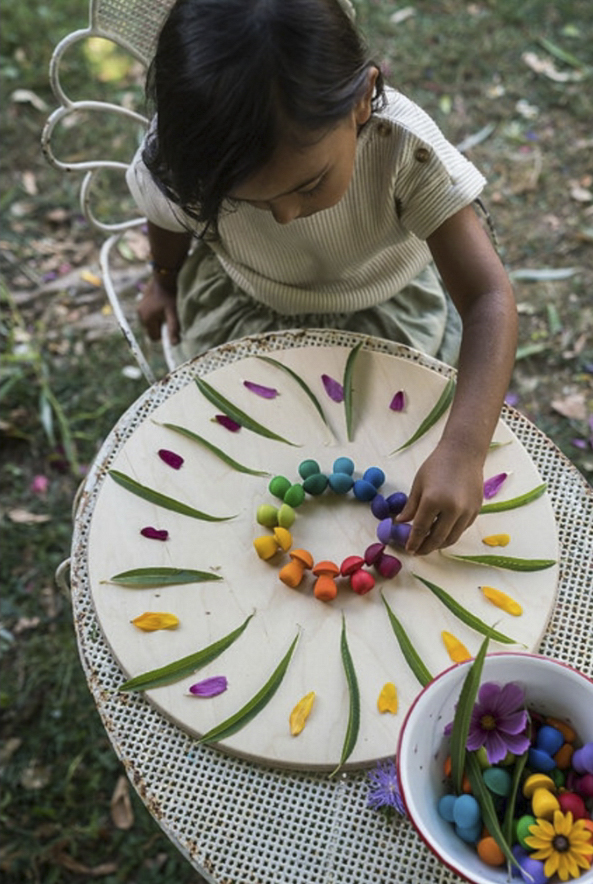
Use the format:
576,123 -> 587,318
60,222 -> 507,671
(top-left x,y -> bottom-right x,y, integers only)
354,66 -> 380,125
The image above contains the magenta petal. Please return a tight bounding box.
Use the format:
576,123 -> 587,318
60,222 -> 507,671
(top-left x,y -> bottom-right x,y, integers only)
483,472 -> 508,499
189,676 -> 228,697
214,414 -> 241,432
389,390 -> 405,412
243,380 -> 278,399
158,448 -> 184,469
140,526 -> 169,541
321,374 -> 344,403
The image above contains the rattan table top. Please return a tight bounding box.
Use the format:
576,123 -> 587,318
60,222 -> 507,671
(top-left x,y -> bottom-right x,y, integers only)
70,329 -> 592,884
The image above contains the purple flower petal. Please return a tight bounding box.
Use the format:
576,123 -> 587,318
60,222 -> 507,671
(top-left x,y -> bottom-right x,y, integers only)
497,709 -> 528,736
366,759 -> 406,815
500,731 -> 531,755
158,448 -> 184,469
321,374 -> 344,403
213,414 -> 241,432
189,676 -> 228,697
494,681 -> 525,715
389,390 -> 405,412
243,380 -> 278,399
483,730 -> 509,764
140,526 -> 169,541
483,472 -> 508,500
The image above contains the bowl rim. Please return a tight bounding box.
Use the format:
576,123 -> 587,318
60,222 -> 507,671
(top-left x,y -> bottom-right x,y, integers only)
395,652 -> 593,884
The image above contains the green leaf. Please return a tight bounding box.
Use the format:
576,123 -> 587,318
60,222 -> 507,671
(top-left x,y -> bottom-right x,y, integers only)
441,552 -> 556,572
466,752 -> 521,872
118,614 -> 253,691
381,594 -> 433,687
108,470 -> 236,521
502,749 -> 529,847
449,635 -> 489,794
390,377 -> 455,454
195,376 -> 300,446
331,615 -> 361,776
343,341 -> 363,442
159,422 -> 269,476
106,567 -> 222,587
413,575 -> 517,644
199,631 -> 300,744
255,356 -> 331,431
480,482 -> 547,513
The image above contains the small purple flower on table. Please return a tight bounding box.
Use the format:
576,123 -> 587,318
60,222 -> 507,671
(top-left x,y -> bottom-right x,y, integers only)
366,759 -> 406,816
243,380 -> 278,399
158,448 -> 184,469
466,681 -> 530,764
483,472 -> 508,499
140,526 -> 169,541
321,374 -> 344,403
389,390 -> 405,412
189,676 -> 228,698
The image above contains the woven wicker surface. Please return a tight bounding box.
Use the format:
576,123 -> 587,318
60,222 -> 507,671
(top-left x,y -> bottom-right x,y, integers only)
93,0 -> 172,63
71,329 -> 592,884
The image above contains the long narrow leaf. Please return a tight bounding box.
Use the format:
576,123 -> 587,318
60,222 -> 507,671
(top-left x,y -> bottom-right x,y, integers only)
159,422 -> 269,476
343,342 -> 363,442
390,378 -> 456,454
449,636 -> 489,794
106,567 -> 222,588
413,575 -> 517,644
381,594 -> 432,686
331,615 -> 360,776
256,355 -> 331,430
195,376 -> 300,446
199,631 -> 300,744
466,751 -> 521,872
503,749 -> 529,847
109,470 -> 235,521
118,614 -> 253,691
480,483 -> 547,513
441,553 -> 556,572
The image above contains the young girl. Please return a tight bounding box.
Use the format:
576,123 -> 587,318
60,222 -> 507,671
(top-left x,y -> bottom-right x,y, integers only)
126,0 -> 517,557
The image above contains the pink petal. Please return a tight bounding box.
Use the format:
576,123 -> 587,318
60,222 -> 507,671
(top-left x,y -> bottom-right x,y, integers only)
321,374 -> 344,403
158,448 -> 184,469
389,390 -> 405,412
140,526 -> 169,541
483,472 -> 508,499
214,414 -> 241,432
189,676 -> 228,697
30,475 -> 49,494
243,380 -> 278,399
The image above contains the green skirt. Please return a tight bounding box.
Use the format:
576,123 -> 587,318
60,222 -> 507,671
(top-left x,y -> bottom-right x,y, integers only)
173,242 -> 461,367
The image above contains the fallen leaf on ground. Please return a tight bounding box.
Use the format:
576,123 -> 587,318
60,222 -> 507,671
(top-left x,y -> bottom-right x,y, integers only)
110,775 -> 134,830
551,392 -> 587,420
8,509 -> 51,524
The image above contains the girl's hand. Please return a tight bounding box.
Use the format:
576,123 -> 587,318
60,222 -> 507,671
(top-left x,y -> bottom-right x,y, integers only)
396,441 -> 484,556
137,275 -> 181,345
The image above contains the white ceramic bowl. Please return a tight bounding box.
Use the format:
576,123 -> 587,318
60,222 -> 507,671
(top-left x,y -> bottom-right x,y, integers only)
396,653 -> 593,884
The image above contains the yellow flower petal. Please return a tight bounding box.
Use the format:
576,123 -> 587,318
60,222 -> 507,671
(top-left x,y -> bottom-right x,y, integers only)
441,631 -> 471,663
480,585 -> 523,616
482,533 -> 511,547
530,847 -> 553,861
289,691 -> 316,736
555,810 -> 573,834
377,682 -> 398,714
544,852 -> 560,878
556,853 -> 570,882
131,611 -> 179,631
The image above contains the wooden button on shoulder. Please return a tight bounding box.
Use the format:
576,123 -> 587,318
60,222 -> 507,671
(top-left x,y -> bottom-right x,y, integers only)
414,146 -> 431,162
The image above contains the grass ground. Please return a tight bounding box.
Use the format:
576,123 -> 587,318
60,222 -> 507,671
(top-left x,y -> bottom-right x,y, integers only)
1,1 -> 591,882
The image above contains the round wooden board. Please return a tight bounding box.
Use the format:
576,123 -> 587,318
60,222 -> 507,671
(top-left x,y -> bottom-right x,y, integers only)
87,344 -> 559,770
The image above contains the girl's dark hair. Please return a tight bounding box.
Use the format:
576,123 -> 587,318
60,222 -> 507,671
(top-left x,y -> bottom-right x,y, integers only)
143,0 -> 384,232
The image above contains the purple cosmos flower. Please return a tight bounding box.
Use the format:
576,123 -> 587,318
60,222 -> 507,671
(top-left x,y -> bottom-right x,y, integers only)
389,390 -> 406,412
466,681 -> 530,764
243,380 -> 278,399
189,676 -> 228,697
366,759 -> 406,815
321,374 -> 344,402
158,448 -> 184,469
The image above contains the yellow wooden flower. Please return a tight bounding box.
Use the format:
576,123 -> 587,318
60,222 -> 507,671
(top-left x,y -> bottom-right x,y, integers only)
289,691 -> 316,736
441,631 -> 471,663
524,810 -> 593,881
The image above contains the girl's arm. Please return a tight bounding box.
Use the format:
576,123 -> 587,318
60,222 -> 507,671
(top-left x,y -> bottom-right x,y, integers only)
397,204 -> 518,555
137,221 -> 192,344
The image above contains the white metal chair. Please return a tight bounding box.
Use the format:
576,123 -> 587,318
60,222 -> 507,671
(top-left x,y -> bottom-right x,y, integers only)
42,0 -> 176,384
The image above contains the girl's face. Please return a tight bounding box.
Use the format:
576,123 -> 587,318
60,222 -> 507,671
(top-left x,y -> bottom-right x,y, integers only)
229,70 -> 377,225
